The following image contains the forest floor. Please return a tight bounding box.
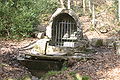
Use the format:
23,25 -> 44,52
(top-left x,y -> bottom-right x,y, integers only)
0,16 -> 120,80
44,48 -> 120,80
45,16 -> 120,80
0,38 -> 120,80
0,38 -> 38,80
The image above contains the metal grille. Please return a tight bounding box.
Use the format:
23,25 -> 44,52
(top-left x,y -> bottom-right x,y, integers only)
52,18 -> 77,47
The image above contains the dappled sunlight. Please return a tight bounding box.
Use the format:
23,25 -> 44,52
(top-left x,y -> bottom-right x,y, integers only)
2,63 -> 23,72
0,0 -> 120,80
105,66 -> 120,80
97,67 -> 120,80
0,40 -> 33,80
71,53 -> 120,80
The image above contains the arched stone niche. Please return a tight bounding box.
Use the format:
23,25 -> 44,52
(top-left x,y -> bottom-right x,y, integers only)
46,8 -> 83,47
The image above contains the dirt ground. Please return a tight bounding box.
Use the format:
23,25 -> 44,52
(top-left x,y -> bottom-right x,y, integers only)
0,38 -> 38,80
0,16 -> 120,80
0,38 -> 120,80
44,47 -> 120,80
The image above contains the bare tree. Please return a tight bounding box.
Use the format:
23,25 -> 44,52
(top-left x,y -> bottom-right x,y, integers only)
88,0 -> 92,13
119,0 -> 120,21
68,0 -> 71,9
83,0 -> 86,13
59,0 -> 65,8
92,4 -> 95,28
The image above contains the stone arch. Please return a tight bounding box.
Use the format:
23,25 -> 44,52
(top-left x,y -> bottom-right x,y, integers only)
46,8 -> 83,46
46,8 -> 82,39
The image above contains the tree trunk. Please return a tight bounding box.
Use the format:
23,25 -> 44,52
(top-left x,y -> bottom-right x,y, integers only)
83,0 -> 86,13
92,4 -> 95,28
119,0 -> 120,21
68,0 -> 71,9
88,0 -> 92,13
60,0 -> 65,8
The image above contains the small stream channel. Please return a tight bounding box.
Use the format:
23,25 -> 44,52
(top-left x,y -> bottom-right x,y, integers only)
17,54 -> 66,79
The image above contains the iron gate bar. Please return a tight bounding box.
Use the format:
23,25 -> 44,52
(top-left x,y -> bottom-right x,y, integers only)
58,21 -> 60,46
59,21 -> 61,46
55,22 -> 57,46
53,19 -> 77,47
61,21 -> 63,46
70,19 -> 72,47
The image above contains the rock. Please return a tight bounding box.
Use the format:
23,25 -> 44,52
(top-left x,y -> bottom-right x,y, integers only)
78,39 -> 89,47
37,25 -> 46,32
95,39 -> 103,47
99,28 -> 108,33
31,39 -> 50,55
32,76 -> 39,80
90,38 -> 103,47
105,38 -> 116,48
90,37 -> 117,48
117,30 -> 120,35
31,39 -> 67,55
117,30 -> 120,40
33,32 -> 45,39
7,78 -> 14,80
37,32 -> 45,39
83,34 -> 89,41
46,52 -> 67,56
46,45 -> 65,54
114,41 -> 120,55
71,39 -> 89,52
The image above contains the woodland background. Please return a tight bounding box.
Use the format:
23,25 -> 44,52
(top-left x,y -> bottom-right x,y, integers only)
0,0 -> 120,39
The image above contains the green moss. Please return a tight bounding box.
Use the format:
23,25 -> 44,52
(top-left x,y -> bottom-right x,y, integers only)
17,75 -> 32,80
42,71 -> 61,79
69,72 -> 90,80
95,39 -> 103,47
21,76 -> 31,80
82,76 -> 90,80
69,71 -> 78,80
5,78 -> 15,80
90,25 -> 95,31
